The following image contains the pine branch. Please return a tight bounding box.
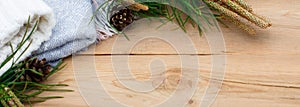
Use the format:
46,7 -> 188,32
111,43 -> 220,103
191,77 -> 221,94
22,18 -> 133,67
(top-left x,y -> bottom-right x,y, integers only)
0,17 -> 71,106
100,0 -> 271,35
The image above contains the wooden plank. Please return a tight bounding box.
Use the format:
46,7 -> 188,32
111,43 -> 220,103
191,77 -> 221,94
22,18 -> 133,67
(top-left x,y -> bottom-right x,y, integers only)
32,57 -> 88,107
32,0 -> 300,107
35,55 -> 300,107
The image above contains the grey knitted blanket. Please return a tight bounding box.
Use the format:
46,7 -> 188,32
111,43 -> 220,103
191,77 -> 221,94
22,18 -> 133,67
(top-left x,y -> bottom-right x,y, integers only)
33,0 -> 116,63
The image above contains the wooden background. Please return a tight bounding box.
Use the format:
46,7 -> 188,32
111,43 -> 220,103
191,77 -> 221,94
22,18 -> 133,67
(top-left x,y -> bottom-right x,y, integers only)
35,0 -> 300,107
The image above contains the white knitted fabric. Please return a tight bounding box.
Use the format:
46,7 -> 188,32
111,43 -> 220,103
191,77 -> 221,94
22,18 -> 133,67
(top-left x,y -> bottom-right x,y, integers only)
0,0 -> 55,76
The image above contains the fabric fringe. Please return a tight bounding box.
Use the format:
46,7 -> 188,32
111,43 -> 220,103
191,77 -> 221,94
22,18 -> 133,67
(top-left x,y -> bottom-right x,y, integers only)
92,0 -> 118,41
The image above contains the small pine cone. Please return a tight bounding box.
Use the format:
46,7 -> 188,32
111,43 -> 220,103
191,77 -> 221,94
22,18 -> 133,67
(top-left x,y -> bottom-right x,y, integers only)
17,58 -> 53,82
110,8 -> 134,31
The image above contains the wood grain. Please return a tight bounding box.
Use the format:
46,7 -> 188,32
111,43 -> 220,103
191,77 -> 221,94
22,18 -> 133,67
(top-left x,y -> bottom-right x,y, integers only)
34,0 -> 300,107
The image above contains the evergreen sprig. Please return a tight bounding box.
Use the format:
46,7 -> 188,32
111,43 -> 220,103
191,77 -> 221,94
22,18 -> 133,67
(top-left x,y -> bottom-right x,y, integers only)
91,0 -> 209,40
0,16 -> 72,107
96,0 -> 271,35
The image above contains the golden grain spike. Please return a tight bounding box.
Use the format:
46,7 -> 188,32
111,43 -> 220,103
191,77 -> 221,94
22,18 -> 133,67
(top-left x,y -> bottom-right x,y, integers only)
123,0 -> 149,11
129,3 -> 149,11
220,0 -> 271,28
223,15 -> 256,35
233,0 -> 253,12
203,0 -> 240,21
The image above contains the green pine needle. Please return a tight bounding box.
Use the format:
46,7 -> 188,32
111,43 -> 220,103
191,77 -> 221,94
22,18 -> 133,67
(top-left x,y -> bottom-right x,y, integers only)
0,17 -> 71,106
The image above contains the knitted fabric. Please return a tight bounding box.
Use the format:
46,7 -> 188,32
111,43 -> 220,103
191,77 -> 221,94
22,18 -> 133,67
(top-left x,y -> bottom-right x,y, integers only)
0,0 -> 55,76
33,0 -> 117,63
92,0 -> 117,40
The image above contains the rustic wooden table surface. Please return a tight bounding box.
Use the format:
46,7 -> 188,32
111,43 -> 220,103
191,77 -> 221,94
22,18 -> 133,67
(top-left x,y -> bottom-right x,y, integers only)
35,0 -> 300,107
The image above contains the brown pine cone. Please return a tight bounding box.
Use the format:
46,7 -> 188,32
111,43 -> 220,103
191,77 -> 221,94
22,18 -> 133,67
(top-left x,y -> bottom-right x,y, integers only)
110,8 -> 134,31
17,58 -> 52,82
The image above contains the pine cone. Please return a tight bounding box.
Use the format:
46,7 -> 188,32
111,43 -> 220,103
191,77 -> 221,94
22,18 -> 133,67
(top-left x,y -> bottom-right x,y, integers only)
110,8 -> 134,31
17,58 -> 52,82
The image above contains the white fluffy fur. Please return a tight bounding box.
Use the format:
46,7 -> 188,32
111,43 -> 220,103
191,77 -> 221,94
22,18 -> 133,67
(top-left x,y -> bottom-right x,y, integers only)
0,0 -> 55,76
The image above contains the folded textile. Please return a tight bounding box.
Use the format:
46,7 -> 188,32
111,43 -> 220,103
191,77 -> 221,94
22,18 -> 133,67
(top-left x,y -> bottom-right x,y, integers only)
0,0 -> 55,76
33,0 -> 117,63
92,0 -> 117,40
